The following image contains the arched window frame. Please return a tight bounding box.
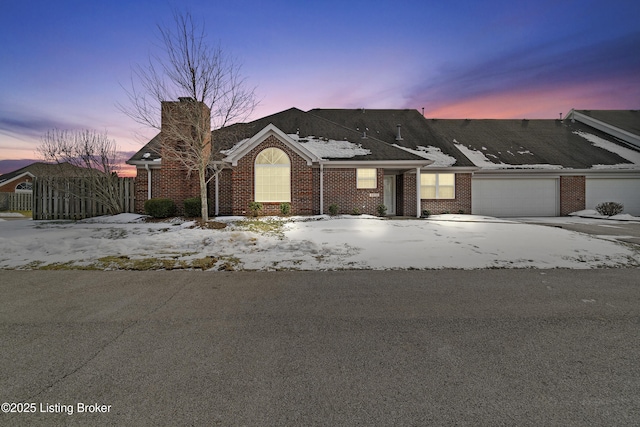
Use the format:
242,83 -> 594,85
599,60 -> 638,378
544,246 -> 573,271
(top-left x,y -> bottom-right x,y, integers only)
254,147 -> 291,203
15,181 -> 33,193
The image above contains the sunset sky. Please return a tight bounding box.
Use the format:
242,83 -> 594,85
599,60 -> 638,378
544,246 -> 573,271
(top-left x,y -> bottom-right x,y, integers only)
1,0 -> 639,175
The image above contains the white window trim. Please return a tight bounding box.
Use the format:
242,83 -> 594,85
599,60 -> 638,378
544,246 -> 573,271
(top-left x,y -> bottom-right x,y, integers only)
420,173 -> 455,199
357,168 -> 377,189
254,147 -> 291,203
15,182 -> 33,193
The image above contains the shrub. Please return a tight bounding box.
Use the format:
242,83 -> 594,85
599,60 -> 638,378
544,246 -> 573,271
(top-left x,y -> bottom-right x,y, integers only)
377,204 -> 387,217
421,209 -> 431,218
184,197 -> 202,217
248,201 -> 262,217
596,202 -> 624,216
144,198 -> 176,218
351,207 -> 361,215
328,204 -> 339,216
280,202 -> 291,216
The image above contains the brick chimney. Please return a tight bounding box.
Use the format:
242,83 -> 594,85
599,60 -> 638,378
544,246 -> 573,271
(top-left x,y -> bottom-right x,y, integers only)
158,98 -> 212,214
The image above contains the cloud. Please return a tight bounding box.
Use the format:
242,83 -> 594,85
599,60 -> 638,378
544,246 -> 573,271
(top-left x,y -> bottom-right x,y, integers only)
0,111 -> 83,141
407,31 -> 640,113
0,159 -> 37,175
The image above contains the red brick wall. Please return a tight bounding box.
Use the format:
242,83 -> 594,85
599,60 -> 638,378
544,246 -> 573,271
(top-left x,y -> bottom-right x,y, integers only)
421,173 -> 472,215
153,100 -> 211,215
323,168 -> 384,215
133,167 -> 164,214
210,168 -> 233,215
0,176 -> 32,193
402,172 -> 472,216
133,168 -> 147,213
560,176 -> 585,215
402,173 -> 418,217
231,135 -> 314,215
134,166 -> 198,215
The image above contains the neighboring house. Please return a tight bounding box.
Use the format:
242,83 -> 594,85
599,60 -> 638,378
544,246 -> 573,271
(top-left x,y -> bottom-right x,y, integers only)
418,115 -> 640,217
127,101 -> 640,217
0,162 -> 87,194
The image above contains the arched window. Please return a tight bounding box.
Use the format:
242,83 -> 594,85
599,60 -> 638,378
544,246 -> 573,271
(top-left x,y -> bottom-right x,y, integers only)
15,182 -> 32,193
255,147 -> 291,202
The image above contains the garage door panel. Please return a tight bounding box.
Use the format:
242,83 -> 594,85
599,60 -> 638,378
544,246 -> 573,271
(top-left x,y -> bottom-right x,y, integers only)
586,178 -> 640,215
472,178 -> 558,217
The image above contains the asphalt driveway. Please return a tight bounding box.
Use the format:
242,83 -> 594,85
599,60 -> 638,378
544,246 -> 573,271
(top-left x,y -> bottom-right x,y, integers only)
1,269 -> 640,426
520,217 -> 640,246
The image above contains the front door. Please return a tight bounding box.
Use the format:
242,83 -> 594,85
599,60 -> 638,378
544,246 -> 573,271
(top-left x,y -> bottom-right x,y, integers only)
383,175 -> 396,215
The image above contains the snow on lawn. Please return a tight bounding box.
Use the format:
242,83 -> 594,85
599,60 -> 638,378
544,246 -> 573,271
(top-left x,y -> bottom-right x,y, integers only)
0,214 -> 638,270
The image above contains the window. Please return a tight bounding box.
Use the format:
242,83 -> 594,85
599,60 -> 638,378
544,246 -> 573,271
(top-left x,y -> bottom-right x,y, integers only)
15,182 -> 32,193
420,173 -> 455,199
357,168 -> 377,189
255,147 -> 291,202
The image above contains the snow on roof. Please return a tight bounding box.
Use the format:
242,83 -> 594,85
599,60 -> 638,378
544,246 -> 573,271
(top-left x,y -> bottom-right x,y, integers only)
573,131 -> 640,168
453,141 -> 563,170
220,138 -> 250,157
454,131 -> 640,170
220,134 -> 371,160
392,144 -> 457,167
289,134 -> 371,159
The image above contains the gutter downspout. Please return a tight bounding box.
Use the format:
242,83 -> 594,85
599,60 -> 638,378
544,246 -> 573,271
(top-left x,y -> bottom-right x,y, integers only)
144,163 -> 151,200
215,170 -> 219,216
416,167 -> 421,218
319,162 -> 324,214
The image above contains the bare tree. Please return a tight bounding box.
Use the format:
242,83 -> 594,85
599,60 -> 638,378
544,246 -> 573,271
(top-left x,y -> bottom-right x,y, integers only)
119,11 -> 257,221
37,129 -> 125,215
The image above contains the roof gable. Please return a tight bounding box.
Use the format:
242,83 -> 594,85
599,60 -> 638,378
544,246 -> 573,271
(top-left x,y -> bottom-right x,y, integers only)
223,124 -> 320,166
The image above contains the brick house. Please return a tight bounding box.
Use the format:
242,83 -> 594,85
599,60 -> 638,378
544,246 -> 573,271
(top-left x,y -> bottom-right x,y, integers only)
0,162 -> 87,194
127,102 -> 640,217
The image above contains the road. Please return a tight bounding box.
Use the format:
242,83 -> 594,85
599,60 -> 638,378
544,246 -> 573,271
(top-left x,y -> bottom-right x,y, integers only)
1,269 -> 639,426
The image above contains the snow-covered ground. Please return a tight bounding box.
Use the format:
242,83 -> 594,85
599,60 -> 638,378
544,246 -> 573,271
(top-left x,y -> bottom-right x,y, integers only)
1,213 -> 638,270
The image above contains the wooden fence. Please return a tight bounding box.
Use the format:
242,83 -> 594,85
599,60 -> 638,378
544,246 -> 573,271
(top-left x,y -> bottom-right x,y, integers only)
0,192 -> 32,211
32,177 -> 135,220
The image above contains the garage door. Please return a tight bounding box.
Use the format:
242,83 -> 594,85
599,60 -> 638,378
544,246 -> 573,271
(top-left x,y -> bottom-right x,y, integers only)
472,178 -> 559,217
586,178 -> 640,215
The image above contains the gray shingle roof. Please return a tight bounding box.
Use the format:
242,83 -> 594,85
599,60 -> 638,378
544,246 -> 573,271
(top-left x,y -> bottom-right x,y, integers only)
129,108 -> 428,163
425,118 -> 636,169
309,109 -> 475,167
0,162 -> 89,184
575,110 -> 640,136
127,107 -> 640,169
127,133 -> 161,163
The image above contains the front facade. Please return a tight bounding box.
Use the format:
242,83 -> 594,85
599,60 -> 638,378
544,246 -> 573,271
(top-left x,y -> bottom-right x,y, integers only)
127,103 -> 640,217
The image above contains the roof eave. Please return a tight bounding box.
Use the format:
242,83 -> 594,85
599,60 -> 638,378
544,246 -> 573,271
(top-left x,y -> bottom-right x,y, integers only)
127,160 -> 162,167
0,171 -> 35,187
569,110 -> 640,147
320,159 -> 433,168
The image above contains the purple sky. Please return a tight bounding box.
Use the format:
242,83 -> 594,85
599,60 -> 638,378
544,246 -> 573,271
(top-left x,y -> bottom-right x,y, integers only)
1,0 -> 639,175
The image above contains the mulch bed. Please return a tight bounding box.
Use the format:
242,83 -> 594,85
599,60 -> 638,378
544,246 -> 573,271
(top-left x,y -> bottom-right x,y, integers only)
143,216 -> 227,229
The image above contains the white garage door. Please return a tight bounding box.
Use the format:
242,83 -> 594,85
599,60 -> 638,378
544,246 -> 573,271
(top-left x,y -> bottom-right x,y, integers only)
472,178 -> 559,217
586,178 -> 640,215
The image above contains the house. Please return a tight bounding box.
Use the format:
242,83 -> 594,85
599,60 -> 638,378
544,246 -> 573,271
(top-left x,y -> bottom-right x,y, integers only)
408,115 -> 640,217
128,101 -> 432,217
127,101 -> 640,217
0,162 -> 86,194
